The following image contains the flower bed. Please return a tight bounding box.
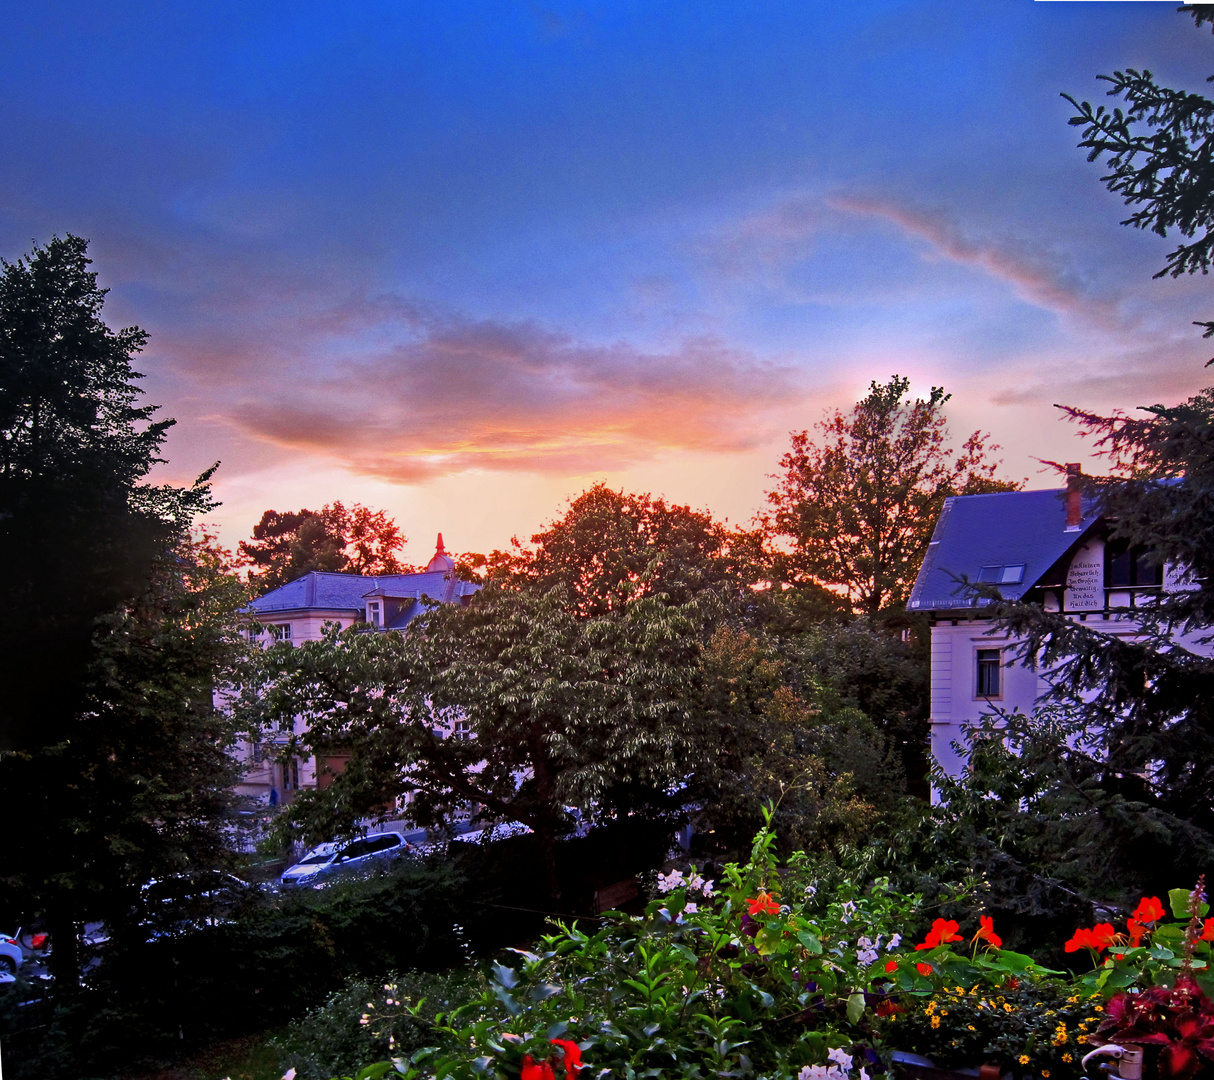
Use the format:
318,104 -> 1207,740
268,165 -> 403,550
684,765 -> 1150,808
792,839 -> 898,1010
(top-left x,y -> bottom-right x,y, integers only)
328,820 -> 1214,1080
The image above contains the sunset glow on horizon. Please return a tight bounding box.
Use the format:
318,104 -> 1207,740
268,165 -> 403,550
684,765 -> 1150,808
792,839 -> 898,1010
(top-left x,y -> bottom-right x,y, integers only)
3,1 -> 1211,564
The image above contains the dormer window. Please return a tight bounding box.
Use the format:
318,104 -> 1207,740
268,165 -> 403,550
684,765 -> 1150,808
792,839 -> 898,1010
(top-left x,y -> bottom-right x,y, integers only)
1105,540 -> 1162,589
367,600 -> 383,627
977,564 -> 1025,585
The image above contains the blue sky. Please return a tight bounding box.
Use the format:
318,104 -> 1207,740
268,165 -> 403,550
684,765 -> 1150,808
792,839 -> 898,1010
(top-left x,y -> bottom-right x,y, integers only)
2,1 -> 1210,558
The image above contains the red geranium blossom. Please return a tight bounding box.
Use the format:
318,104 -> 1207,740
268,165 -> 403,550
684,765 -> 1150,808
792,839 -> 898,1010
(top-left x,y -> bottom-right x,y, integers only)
1202,919 -> 1214,943
1133,896 -> 1166,924
1065,923 -> 1117,953
522,1056 -> 555,1080
748,892 -> 780,917
973,915 -> 1002,949
885,959 -> 899,973
915,919 -> 962,950
916,962 -> 933,976
551,1040 -> 583,1076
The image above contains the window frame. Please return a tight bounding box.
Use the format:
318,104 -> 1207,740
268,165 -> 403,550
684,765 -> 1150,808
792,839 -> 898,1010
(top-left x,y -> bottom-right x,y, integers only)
975,647 -> 1002,700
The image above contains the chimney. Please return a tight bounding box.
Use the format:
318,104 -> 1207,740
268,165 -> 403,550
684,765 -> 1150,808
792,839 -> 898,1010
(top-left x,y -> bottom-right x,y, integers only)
1065,463 -> 1083,531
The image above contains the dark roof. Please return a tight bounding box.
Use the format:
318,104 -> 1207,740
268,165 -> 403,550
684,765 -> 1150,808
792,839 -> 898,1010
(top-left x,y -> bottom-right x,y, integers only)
907,486 -> 1099,612
249,569 -> 480,617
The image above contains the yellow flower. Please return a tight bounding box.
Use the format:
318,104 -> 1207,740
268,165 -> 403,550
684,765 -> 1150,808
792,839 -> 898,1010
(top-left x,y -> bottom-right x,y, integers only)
1063,1054 -> 1074,1064
1094,1005 -> 1104,1013
1042,1072 -> 1051,1077
1077,1035 -> 1088,1044
1019,1056 -> 1031,1066
1003,1003 -> 1015,1013
967,1025 -> 976,1031
931,1015 -> 941,1029
1068,996 -> 1079,1004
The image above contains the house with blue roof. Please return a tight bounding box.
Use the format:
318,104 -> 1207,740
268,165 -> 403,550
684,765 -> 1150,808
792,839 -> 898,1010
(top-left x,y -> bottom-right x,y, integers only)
907,466 -> 1202,793
237,535 -> 481,805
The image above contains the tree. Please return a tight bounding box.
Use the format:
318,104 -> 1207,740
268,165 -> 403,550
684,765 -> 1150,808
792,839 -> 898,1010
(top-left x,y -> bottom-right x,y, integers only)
765,376 -> 1019,616
240,501 -> 407,594
930,7 -> 1214,906
504,484 -> 753,617
0,235 -> 197,753
0,236 -> 241,984
242,585 -> 712,899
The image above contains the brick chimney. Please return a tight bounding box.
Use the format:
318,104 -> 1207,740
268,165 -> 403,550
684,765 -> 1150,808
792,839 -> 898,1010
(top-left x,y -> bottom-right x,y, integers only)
1065,463 -> 1083,531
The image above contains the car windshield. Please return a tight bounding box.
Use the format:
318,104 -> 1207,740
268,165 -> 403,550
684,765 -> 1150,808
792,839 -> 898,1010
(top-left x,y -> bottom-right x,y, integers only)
296,850 -> 335,866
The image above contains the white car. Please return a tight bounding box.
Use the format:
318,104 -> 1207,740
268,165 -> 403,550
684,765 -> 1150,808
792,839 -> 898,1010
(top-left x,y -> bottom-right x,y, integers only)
0,933 -> 23,976
280,831 -> 415,888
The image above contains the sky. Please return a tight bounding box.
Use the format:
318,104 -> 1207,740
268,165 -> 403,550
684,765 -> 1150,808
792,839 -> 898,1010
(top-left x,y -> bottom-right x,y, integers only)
2,1 -> 1212,565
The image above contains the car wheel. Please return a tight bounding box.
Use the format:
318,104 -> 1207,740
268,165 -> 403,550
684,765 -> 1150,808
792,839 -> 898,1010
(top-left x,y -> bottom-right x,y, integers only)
0,956 -> 17,975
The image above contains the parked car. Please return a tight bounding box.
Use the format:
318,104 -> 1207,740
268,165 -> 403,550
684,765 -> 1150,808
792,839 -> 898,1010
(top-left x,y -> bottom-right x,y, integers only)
0,933 -> 23,976
138,870 -> 258,937
449,821 -> 533,845
280,831 -> 416,888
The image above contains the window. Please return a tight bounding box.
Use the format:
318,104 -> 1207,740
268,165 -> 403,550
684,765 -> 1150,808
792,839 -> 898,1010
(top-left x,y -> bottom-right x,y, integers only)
1105,540 -> 1162,589
269,623 -> 292,642
977,564 -> 1025,585
976,648 -> 1001,698
367,601 -> 383,627
452,718 -> 472,741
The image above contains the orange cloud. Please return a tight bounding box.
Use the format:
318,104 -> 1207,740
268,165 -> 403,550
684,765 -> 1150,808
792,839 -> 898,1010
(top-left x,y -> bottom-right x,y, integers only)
218,312 -> 802,482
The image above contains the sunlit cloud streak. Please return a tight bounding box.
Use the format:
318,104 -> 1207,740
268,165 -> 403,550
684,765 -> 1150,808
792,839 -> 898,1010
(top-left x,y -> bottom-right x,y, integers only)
829,194 -> 1124,328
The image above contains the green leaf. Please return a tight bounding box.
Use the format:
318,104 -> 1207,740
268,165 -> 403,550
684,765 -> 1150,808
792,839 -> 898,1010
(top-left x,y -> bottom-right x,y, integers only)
847,992 -> 866,1024
796,930 -> 823,954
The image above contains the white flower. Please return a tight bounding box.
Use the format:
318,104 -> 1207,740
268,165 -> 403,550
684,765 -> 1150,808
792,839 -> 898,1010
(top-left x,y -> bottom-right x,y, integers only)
656,869 -> 685,893
685,902 -> 699,914
856,947 -> 879,966
687,872 -> 705,891
282,1071 -> 298,1080
828,1048 -> 854,1071
887,933 -> 902,950
805,884 -> 818,897
700,879 -> 715,897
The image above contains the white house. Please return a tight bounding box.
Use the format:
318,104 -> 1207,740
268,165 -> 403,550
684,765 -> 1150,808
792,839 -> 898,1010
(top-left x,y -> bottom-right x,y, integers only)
236,535 -> 481,805
906,467 -> 1204,793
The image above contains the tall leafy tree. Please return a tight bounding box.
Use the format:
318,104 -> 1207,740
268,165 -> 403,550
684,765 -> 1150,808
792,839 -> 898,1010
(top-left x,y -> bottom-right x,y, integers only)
503,484 -> 751,617
243,585 -> 711,898
0,236 -> 239,983
240,501 -> 407,594
765,376 -> 1018,616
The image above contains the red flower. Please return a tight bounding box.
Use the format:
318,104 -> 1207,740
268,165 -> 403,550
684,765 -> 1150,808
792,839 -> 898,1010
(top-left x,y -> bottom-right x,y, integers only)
747,892 -> 780,917
551,1040 -> 583,1076
915,919 -> 963,950
885,959 -> 899,973
1133,896 -> 1166,924
522,1056 -> 555,1080
875,999 -> 906,1016
916,962 -> 933,976
973,915 -> 1002,949
1202,918 -> 1214,942
1128,918 -> 1147,947
1065,923 -> 1117,953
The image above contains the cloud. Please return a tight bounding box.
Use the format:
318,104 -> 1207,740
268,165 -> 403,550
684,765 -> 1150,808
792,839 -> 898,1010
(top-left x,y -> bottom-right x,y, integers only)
829,194 -> 1123,327
210,305 -> 801,482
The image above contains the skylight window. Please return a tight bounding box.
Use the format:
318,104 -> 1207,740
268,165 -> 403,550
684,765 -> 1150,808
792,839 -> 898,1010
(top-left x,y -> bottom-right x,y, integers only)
977,563 -> 1025,585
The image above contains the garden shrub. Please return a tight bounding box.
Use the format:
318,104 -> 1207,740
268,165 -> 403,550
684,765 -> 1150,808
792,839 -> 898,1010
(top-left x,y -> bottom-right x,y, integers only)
275,969 -> 478,1080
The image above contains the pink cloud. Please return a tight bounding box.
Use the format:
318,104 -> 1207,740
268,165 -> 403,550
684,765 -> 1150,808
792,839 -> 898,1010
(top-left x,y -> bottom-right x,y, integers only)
829,193 -> 1124,327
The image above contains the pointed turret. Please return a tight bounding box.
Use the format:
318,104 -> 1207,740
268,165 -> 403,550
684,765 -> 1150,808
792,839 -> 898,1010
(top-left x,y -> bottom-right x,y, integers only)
425,532 -> 456,573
